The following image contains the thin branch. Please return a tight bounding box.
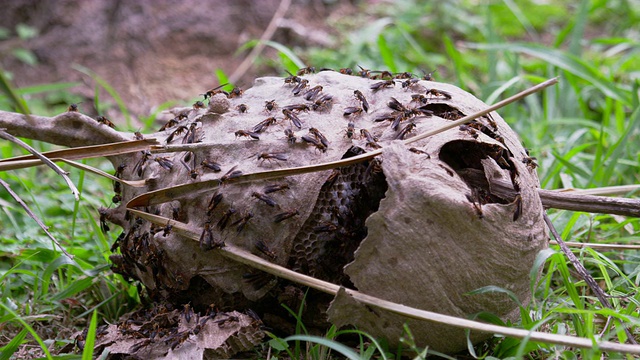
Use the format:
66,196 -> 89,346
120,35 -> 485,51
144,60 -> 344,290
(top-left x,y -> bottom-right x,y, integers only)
0,179 -> 72,259
539,190 -> 640,217
0,110 -> 128,147
461,168 -> 640,217
0,129 -> 79,201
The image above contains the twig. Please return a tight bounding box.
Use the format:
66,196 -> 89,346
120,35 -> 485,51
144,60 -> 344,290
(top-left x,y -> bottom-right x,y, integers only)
557,185 -> 640,196
0,129 -> 80,201
539,190 -> 640,217
460,168 -> 640,218
227,0 -> 292,85
0,179 -> 73,259
543,213 -> 637,345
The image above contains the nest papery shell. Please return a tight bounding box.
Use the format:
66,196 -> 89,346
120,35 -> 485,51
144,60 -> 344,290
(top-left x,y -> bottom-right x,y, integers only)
107,71 -> 547,354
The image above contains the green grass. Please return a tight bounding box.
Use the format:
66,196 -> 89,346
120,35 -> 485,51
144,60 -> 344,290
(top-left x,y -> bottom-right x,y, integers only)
1,0 -> 640,358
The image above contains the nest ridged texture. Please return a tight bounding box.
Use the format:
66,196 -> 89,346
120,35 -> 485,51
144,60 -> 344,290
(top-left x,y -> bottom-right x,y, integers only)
107,70 -> 547,353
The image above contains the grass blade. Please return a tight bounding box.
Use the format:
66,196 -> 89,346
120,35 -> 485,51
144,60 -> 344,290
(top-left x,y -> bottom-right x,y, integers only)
73,65 -> 132,129
82,310 -> 98,360
0,69 -> 30,115
284,335 -> 361,360
466,42 -> 631,103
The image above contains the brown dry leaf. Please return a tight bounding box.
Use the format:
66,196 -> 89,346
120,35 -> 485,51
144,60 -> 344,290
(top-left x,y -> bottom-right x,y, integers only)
88,309 -> 263,359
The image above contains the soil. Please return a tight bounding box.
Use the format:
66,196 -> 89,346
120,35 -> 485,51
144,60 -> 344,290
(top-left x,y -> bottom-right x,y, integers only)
0,0 -> 357,120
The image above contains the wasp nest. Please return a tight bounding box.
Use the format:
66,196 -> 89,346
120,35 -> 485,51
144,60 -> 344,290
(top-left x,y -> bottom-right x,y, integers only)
72,69 -> 546,355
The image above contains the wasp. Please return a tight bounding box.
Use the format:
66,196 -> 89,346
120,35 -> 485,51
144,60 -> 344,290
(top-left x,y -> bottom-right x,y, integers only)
370,79 -> 395,92
263,183 -> 290,194
133,150 -> 152,177
193,100 -> 206,109
422,69 -> 436,81
297,66 -> 316,75
182,304 -> 194,324
283,104 -> 310,113
184,161 -> 199,179
459,124 -> 478,139
345,122 -> 356,139
111,176 -> 124,201
67,103 -> 79,112
207,192 -> 224,216
371,70 -> 394,80
343,106 -> 364,117
172,205 -> 184,221
202,84 -> 229,99
401,78 -> 421,90
251,117 -> 277,133
161,222 -> 173,237
292,79 -> 309,96
154,156 -> 174,171
182,122 -> 200,144
252,191 -> 277,207
217,208 -> 236,231
228,87 -> 244,98
236,104 -> 248,113
387,97 -> 410,113
360,129 -> 380,149
234,130 -> 260,140
353,90 -> 369,112
324,169 -> 340,188
339,68 -> 353,75
374,113 -> 396,123
274,209 -> 299,223
301,134 -> 327,152
113,163 -> 126,193
96,115 -> 116,128
166,125 -> 189,143
284,70 -> 302,84
199,221 -> 224,250
510,194 -> 523,221
255,240 -> 277,260
283,109 -> 302,129
357,65 -> 371,78
309,127 -> 329,147
214,315 -> 239,328
159,118 -> 180,131
394,71 -> 414,79
313,221 -> 338,233
425,88 -> 452,99
410,94 -> 428,104
230,211 -> 253,234
284,128 -> 296,144
408,147 -> 430,157
133,131 -> 144,141
98,208 -> 110,233
311,94 -> 333,111
264,100 -> 277,112
220,166 -> 243,183
394,122 -> 416,140
522,156 -> 538,170
257,152 -> 288,164
485,113 -> 498,129
201,159 -> 222,172
303,85 -> 323,101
